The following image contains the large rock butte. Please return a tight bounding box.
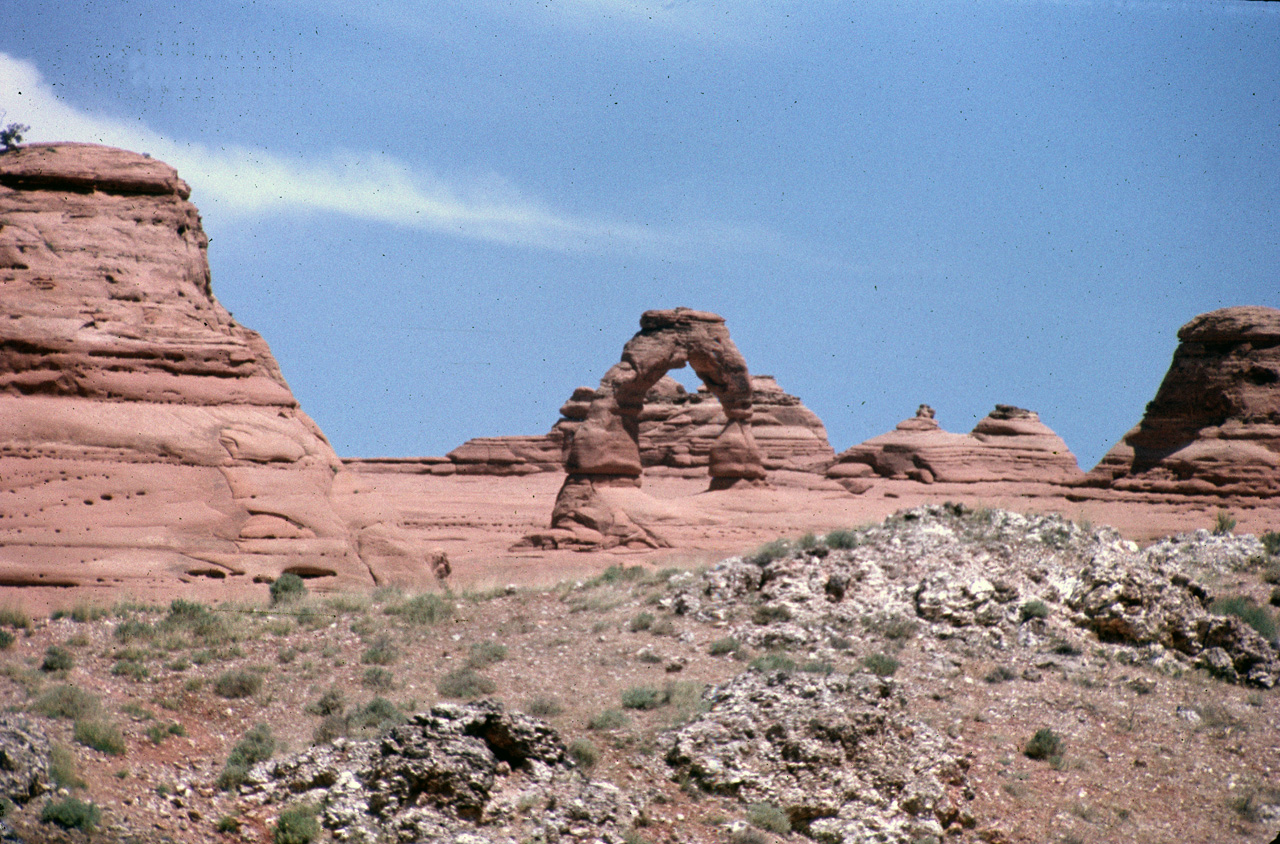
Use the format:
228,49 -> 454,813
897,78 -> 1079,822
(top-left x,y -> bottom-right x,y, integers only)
826,403 -> 1083,490
1085,305 -> 1280,497
0,143 -> 413,592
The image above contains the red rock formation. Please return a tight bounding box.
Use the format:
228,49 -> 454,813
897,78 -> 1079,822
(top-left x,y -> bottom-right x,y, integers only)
1085,306 -> 1280,497
435,375 -> 832,478
0,143 -> 418,592
827,404 -> 1082,490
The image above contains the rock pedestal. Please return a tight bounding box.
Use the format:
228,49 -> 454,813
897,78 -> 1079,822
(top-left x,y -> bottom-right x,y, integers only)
1085,305 -> 1280,496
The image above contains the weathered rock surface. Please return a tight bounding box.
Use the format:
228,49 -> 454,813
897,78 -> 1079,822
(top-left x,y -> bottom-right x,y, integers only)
663,504 -> 1279,687
665,671 -> 970,844
1086,305 -> 1280,497
243,700 -> 637,844
535,309 -> 769,549
0,716 -> 50,806
0,144 -> 420,592
826,404 -> 1083,490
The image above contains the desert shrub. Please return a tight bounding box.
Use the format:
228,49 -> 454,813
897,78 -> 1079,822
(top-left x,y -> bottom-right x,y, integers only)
1213,510 -> 1237,536
274,802 -> 320,844
1051,639 -> 1083,656
270,573 -> 308,606
306,688 -> 346,717
111,656 -> 149,681
145,721 -> 185,745
73,718 -> 126,755
568,737 -> 598,769
51,603 -> 109,623
312,713 -> 350,745
351,697 -> 404,732
33,684 -> 99,720
862,652 -> 900,677
588,709 -> 630,730
113,617 -> 155,643
213,669 -> 264,699
628,612 -> 655,633
218,724 -> 275,790
1212,595 -> 1277,641
649,618 -> 677,636
1270,587 -> 1280,609
1019,600 -> 1051,622
1024,727 -> 1063,761
750,652 -> 797,674
466,640 -> 508,669
0,606 -> 30,629
40,797 -> 100,833
437,668 -> 495,699
1262,531 -> 1280,557
984,665 -> 1019,684
590,564 -> 649,586
524,696 -> 564,717
0,123 -> 29,153
216,816 -> 241,833
824,529 -> 861,549
48,743 -> 85,790
708,637 -> 740,656
746,802 -> 791,834
801,659 -> 835,675
39,646 -> 74,673
751,604 -> 792,624
383,592 -> 454,625
747,539 -> 791,566
620,686 -> 668,710
362,666 -> 394,690
361,636 -> 400,665
865,613 -> 918,640
0,630 -> 12,650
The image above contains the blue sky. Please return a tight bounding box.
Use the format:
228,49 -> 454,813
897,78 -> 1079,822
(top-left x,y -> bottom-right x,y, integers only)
2,0 -> 1276,468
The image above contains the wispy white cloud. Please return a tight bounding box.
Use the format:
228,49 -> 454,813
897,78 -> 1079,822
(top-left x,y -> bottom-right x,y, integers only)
0,52 -> 681,255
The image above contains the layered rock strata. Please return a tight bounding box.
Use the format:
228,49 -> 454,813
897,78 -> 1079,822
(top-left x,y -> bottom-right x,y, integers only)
535,308 -> 767,549
0,143 -> 415,591
1085,305 -> 1280,497
434,374 -> 832,478
826,403 -> 1082,490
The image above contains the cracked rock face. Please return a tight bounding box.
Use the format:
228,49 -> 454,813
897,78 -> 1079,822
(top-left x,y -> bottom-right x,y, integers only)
242,701 -> 637,844
665,671 -> 970,844
0,143 -> 424,592
664,505 -> 1280,687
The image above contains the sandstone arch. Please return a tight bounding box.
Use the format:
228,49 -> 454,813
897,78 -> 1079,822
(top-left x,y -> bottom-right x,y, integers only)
545,308 -> 766,548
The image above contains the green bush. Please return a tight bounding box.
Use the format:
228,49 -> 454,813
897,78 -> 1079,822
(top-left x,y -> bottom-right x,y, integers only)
1262,531 -> 1280,557
270,573 -> 308,606
1019,600 -> 1051,622
746,801 -> 791,834
73,718 -> 126,755
218,724 -> 276,790
0,630 -> 12,650
587,709 -> 630,730
749,653 -> 797,674
1024,727 -> 1063,761
48,743 -> 85,790
862,652 -> 900,677
32,684 -> 100,720
824,529 -> 861,549
40,797 -> 100,832
0,123 -> 30,153
865,613 -> 918,640
465,640 -> 508,669
628,612 -> 655,633
351,697 -> 404,732
524,696 -> 564,717
1213,510 -> 1237,536
751,604 -> 792,624
40,645 -> 74,673
1212,595 -> 1277,641
274,802 -> 320,844
437,668 -> 495,699
0,606 -> 30,629
746,539 -> 792,566
568,737 -> 599,769
216,816 -> 241,833
383,593 -> 453,625
707,636 -> 740,656
362,667 -> 394,690
214,668 -> 264,699
312,713 -> 350,745
620,686 -> 668,710
306,688 -> 346,716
